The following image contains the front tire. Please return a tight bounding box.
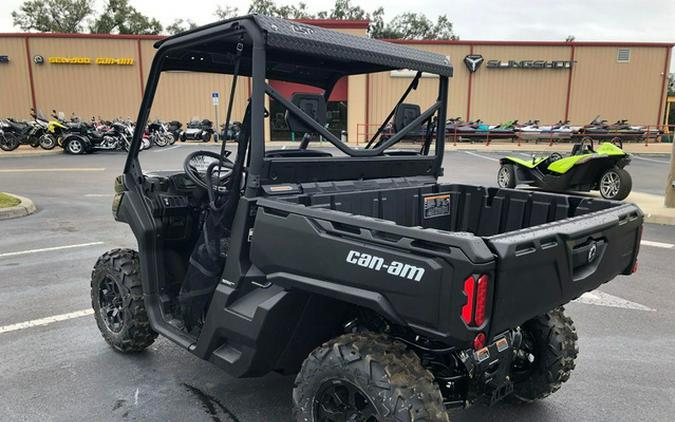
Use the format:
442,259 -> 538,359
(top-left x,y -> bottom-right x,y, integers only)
39,134 -> 57,150
497,164 -> 517,188
599,167 -> 632,200
507,307 -> 578,404
91,249 -> 157,353
293,332 -> 449,422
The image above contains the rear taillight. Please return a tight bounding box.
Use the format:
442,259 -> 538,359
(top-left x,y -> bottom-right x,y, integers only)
474,275 -> 489,326
461,276 -> 475,325
460,274 -> 490,327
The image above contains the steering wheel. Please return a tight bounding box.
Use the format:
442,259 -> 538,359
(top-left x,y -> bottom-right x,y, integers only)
549,152 -> 563,162
183,150 -> 234,192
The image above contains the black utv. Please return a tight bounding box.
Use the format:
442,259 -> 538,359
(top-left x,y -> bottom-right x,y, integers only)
92,16 -> 643,421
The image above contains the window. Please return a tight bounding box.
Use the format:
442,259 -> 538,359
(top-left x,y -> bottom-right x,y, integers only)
617,48 -> 631,63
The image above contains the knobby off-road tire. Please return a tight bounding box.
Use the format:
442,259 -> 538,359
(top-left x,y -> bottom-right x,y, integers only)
91,248 -> 157,353
506,307 -> 578,404
293,332 -> 449,422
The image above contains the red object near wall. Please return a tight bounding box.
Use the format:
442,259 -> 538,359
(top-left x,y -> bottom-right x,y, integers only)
269,77 -> 348,102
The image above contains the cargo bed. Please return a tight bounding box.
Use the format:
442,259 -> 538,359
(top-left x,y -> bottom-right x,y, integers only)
252,180 -> 642,343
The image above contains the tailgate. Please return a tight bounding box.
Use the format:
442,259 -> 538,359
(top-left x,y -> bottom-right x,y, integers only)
485,203 -> 642,334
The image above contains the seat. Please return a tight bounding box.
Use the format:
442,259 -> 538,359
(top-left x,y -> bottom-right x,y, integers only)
266,93 -> 333,158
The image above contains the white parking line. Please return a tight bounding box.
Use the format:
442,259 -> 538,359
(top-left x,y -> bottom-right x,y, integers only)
0,241 -> 104,258
463,151 -> 499,162
84,194 -> 112,197
641,240 -> 674,249
153,145 -> 180,152
631,155 -> 669,164
574,291 -> 655,312
0,309 -> 94,335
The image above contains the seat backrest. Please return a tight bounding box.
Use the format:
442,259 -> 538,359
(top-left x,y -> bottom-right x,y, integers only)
394,103 -> 421,132
285,93 -> 327,134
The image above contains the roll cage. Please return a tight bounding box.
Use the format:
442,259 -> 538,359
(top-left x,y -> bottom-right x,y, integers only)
124,15 -> 453,195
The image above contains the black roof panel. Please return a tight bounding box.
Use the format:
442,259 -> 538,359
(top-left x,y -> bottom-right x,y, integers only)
253,16 -> 453,77
155,15 -> 453,83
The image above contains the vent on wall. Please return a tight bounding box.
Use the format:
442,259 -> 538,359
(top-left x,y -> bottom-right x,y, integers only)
617,48 -> 631,63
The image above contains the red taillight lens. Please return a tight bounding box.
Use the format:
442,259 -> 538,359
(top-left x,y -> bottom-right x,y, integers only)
461,276 -> 475,325
473,332 -> 486,350
474,275 -> 489,326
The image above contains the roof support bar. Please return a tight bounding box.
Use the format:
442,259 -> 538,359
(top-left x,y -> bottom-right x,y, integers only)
365,71 -> 421,149
265,83 -> 440,157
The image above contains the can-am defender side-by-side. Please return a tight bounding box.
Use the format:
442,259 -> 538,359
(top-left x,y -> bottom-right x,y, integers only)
497,138 -> 633,200
92,16 -> 643,421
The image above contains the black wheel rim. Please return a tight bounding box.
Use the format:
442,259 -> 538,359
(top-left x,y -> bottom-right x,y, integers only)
314,379 -> 380,422
98,277 -> 126,333
511,329 -> 537,382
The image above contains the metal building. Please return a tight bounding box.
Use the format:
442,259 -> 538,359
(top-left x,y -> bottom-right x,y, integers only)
0,20 -> 671,143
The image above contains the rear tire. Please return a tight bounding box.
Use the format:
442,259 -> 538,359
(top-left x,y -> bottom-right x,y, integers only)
201,132 -> 211,142
506,307 -> 578,404
0,133 -> 20,151
64,137 -> 85,154
293,332 -> 449,422
497,164 -> 517,188
599,167 -> 631,200
91,248 -> 157,353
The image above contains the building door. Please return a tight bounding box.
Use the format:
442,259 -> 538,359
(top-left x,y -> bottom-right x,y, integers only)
268,77 -> 347,142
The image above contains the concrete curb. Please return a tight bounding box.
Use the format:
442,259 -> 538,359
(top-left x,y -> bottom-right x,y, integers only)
0,150 -> 61,159
626,191 -> 675,226
0,193 -> 37,220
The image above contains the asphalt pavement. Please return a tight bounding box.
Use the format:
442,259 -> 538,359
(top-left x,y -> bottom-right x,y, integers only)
0,145 -> 674,421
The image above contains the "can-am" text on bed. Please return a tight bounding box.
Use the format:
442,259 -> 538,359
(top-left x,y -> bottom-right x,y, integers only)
346,250 -> 425,282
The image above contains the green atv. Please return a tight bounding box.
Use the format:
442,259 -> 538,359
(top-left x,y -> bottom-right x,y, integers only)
497,138 -> 633,200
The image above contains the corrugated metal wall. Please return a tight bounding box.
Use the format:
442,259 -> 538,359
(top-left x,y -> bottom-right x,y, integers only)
568,46 -> 666,125
0,37 -> 33,119
367,44 -> 471,129
28,37 -> 141,121
0,33 -> 671,131
470,45 -> 570,124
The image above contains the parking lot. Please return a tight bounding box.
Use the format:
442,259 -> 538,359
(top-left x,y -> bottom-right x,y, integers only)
1,145 -> 674,421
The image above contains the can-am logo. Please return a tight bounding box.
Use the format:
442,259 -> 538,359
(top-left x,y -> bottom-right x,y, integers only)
486,59 -> 574,69
346,250 -> 425,282
463,55 -> 484,73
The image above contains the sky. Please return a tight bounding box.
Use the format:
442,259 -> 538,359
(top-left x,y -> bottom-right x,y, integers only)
1,0 -> 674,71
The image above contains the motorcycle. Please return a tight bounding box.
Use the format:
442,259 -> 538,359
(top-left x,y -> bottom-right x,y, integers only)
166,120 -> 182,143
179,118 -> 214,142
61,117 -> 132,154
219,121 -> 242,142
0,120 -> 16,151
147,120 -> 174,147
